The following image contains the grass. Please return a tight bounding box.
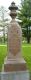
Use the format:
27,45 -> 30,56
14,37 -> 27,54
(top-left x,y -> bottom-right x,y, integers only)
0,45 -> 7,71
0,44 -> 31,71
22,44 -> 31,71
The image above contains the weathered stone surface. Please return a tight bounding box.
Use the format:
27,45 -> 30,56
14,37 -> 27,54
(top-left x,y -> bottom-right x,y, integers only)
4,58 -> 27,72
7,2 -> 22,58
8,21 -> 22,57
1,71 -> 29,80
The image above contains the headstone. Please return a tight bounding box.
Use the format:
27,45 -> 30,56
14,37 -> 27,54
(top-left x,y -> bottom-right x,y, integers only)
1,2 -> 29,80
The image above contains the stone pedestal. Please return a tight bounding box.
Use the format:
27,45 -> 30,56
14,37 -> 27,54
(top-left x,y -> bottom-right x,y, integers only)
1,71 -> 29,80
4,58 -> 27,72
1,58 -> 29,80
1,2 -> 29,80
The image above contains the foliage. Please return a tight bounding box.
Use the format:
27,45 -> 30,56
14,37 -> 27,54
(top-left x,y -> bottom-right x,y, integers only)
18,0 -> 31,43
0,6 -> 8,43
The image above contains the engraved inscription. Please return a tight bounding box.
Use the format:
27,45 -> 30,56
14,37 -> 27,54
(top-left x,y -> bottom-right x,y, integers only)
8,26 -> 21,56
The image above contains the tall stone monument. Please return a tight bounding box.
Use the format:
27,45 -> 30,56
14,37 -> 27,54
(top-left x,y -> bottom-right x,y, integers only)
4,1 -> 26,72
1,2 -> 29,80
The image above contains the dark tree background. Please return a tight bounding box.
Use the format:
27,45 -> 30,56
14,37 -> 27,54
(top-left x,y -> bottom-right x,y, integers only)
18,0 -> 31,43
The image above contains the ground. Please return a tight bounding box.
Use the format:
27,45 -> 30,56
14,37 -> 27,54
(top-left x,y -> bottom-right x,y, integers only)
0,43 -> 31,71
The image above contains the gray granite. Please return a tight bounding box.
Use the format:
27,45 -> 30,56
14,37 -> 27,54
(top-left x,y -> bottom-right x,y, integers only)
1,71 -> 29,80
0,73 -> 1,80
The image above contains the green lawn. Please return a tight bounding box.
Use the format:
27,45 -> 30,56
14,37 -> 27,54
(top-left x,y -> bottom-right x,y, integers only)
0,44 -> 31,71
22,44 -> 31,71
0,45 -> 7,71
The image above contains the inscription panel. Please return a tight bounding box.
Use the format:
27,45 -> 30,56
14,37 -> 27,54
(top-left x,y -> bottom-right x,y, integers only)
8,25 -> 21,56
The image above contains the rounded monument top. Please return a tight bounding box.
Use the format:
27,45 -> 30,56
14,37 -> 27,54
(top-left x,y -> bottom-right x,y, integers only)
9,1 -> 18,10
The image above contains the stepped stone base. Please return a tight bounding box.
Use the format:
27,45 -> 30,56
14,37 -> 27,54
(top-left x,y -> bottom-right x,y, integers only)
4,58 -> 27,72
1,58 -> 29,80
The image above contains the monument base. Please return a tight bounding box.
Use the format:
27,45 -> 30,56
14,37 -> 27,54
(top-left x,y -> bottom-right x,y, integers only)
1,71 -> 29,80
4,58 -> 27,72
1,58 -> 29,80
